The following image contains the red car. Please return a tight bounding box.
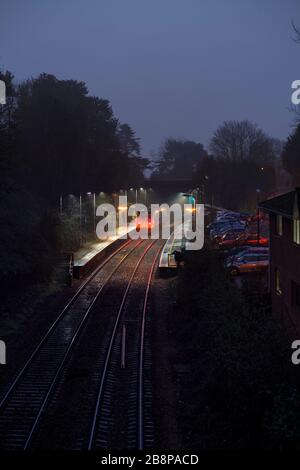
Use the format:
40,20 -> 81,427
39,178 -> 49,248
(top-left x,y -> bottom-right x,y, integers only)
218,233 -> 268,248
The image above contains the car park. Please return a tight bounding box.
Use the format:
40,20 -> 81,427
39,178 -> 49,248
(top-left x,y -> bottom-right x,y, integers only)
214,219 -> 246,229
211,226 -> 245,242
216,211 -> 240,217
218,232 -> 268,248
210,222 -> 245,233
210,221 -> 245,236
210,214 -> 246,226
224,245 -> 268,257
225,247 -> 269,266
227,252 -> 269,275
214,229 -> 246,243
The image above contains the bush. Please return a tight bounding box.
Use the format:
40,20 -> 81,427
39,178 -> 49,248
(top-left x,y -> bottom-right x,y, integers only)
172,248 -> 300,449
0,179 -> 63,291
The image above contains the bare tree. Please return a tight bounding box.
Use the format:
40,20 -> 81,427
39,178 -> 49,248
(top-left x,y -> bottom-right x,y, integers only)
210,120 -> 279,164
291,22 -> 300,124
292,21 -> 300,44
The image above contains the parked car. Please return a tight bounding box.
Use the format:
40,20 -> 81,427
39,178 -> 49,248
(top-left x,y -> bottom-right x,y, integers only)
212,226 -> 245,242
218,233 -> 269,248
216,210 -> 239,218
210,222 -> 245,237
228,252 -> 269,275
225,247 -> 269,266
211,214 -> 246,225
215,229 -> 246,243
224,246 -> 254,257
215,219 -> 246,228
247,212 -> 264,223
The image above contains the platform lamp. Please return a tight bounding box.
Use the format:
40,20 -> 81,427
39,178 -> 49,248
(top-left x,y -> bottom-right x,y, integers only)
79,192 -> 82,246
256,188 -> 261,246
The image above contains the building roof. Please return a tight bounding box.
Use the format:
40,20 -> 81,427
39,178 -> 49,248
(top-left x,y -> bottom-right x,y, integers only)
259,188 -> 300,219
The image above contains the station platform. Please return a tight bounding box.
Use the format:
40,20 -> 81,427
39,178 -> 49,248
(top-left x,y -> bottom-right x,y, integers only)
159,221 -> 190,270
158,204 -> 212,271
73,226 -> 133,279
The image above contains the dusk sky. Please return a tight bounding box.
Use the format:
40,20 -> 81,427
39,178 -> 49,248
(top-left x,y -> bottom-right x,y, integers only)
1,0 -> 299,157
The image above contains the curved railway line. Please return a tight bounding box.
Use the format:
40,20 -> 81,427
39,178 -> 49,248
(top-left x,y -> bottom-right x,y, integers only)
0,237 -> 164,450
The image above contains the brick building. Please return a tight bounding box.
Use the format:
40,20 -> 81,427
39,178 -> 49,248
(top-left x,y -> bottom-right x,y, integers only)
259,188 -> 300,331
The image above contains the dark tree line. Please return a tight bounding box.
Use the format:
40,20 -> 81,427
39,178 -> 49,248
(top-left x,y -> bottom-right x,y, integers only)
282,124 -> 300,186
194,155 -> 277,211
1,72 -> 147,201
0,71 -> 146,290
153,121 -> 281,211
152,138 -> 208,180
282,22 -> 300,186
198,120 -> 281,210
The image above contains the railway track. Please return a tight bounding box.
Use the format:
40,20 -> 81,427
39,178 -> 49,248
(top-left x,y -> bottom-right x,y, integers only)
87,240 -> 163,450
0,239 -> 144,449
0,238 -> 163,450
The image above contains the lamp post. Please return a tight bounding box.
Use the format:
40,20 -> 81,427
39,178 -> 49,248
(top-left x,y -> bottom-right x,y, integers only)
204,175 -> 212,207
129,188 -> 137,216
182,193 -> 196,205
93,192 -> 96,234
140,187 -> 147,207
148,187 -> 152,207
256,188 -> 261,246
86,192 -> 96,235
79,193 -> 82,246
59,194 -> 63,216
182,192 -> 196,230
